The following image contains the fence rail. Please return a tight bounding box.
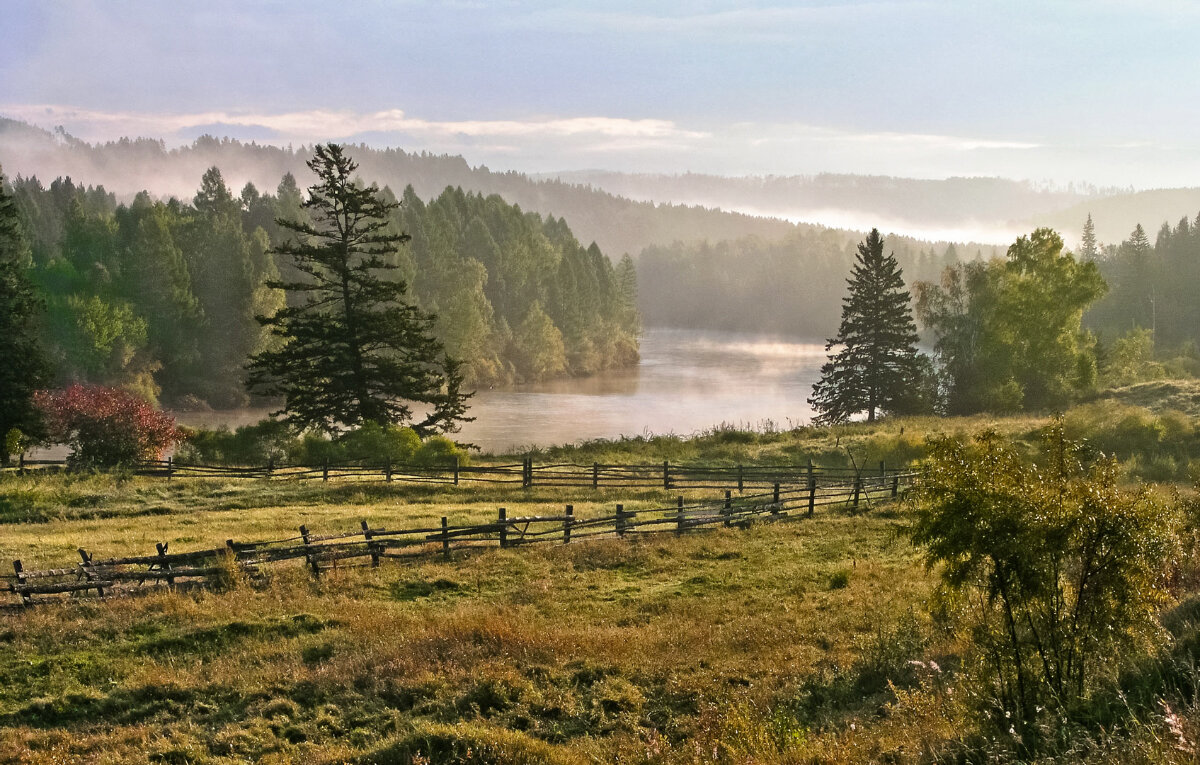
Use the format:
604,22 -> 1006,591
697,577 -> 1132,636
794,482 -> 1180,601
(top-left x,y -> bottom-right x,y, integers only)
3,455 -> 910,493
3,470 -> 918,608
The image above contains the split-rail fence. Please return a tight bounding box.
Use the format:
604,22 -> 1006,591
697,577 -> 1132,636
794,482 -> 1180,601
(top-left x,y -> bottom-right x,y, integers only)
4,456 -> 910,493
3,469 -> 917,608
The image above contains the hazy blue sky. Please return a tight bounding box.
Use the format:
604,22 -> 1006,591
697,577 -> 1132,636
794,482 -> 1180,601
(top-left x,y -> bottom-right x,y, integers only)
2,0 -> 1197,187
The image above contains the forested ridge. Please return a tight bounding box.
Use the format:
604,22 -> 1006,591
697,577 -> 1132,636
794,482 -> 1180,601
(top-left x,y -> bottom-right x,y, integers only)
6,167 -> 639,410
0,118 -> 798,258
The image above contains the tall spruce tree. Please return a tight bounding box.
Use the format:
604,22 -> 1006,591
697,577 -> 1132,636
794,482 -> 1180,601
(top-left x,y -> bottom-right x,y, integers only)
0,168 -> 51,462
808,228 -> 925,424
246,144 -> 470,434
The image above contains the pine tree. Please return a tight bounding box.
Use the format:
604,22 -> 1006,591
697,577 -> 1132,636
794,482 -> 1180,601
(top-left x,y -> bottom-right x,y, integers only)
808,228 -> 925,424
1080,213 -> 1098,260
246,144 -> 471,434
0,168 -> 51,462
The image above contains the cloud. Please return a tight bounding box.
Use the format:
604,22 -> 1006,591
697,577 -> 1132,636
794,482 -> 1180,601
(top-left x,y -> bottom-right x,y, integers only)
0,104 -> 708,146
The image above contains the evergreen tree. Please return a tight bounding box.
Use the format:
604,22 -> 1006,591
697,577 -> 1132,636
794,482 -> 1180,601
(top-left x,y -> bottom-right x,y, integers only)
246,144 -> 470,435
808,228 -> 925,424
1080,213 -> 1098,260
0,168 -> 51,461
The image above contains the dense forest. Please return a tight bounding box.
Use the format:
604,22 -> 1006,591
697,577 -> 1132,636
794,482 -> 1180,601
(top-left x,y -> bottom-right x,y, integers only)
637,228 -> 1000,336
1086,214 -> 1200,349
6,167 -> 639,409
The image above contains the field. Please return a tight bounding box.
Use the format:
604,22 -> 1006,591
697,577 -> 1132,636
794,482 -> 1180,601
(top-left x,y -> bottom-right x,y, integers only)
4,405 -> 1200,764
0,471 -> 946,765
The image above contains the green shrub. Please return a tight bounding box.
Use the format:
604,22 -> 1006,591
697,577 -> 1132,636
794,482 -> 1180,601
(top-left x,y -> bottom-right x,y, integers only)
338,422 -> 421,464
414,435 -> 471,467
911,423 -> 1178,739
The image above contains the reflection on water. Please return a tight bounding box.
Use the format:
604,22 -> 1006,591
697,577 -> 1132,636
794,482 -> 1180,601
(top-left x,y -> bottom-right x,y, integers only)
160,328 -> 828,455
458,328 -> 826,452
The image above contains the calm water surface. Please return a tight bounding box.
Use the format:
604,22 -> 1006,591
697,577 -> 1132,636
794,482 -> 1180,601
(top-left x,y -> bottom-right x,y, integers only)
169,329 -> 828,454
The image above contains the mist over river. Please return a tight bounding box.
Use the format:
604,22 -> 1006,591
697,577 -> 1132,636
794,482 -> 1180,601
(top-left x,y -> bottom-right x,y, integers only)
172,328 -> 829,454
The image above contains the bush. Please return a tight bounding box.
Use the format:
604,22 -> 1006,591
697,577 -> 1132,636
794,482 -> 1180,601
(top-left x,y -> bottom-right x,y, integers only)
911,422 -> 1178,741
177,419 -> 295,466
34,385 -> 182,467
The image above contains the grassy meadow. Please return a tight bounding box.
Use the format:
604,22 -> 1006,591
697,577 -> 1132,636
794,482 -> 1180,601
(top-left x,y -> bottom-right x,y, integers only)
5,397 -> 1200,764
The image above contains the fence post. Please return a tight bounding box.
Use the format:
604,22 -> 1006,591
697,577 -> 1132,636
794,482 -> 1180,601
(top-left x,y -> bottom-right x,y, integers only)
322,460 -> 329,482
892,474 -> 900,497
13,560 -> 31,606
772,483 -> 781,516
616,503 -> 626,537
384,459 -> 392,483
663,460 -> 671,491
166,457 -> 173,481
498,508 -> 508,548
853,478 -> 862,508
361,520 -> 380,567
723,490 -> 732,527
592,462 -> 599,489
155,542 -> 175,587
453,456 -> 460,486
18,453 -> 25,475
564,505 -> 574,544
737,465 -> 744,493
441,516 -> 451,560
78,548 -> 104,597
675,496 -> 685,535
880,460 -> 886,476
266,457 -> 274,479
808,474 -> 817,517
300,525 -> 319,576
522,459 -> 531,489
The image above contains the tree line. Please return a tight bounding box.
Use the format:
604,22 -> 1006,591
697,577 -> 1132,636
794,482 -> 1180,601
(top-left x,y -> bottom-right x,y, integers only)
4,164 -> 639,410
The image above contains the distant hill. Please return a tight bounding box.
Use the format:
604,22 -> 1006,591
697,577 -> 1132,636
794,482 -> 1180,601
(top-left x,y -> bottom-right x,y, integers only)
0,117 -> 798,258
1034,188 -> 1200,245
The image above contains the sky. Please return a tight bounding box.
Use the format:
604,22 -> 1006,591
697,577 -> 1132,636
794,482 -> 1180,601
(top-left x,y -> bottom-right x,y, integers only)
2,0 -> 1198,188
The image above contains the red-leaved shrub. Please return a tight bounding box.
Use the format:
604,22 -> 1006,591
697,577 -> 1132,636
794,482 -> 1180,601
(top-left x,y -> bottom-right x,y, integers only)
34,384 -> 182,467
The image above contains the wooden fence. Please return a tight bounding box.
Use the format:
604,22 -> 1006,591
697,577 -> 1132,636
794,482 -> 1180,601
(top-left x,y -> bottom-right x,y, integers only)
3,456 -> 910,493
3,470 -> 917,608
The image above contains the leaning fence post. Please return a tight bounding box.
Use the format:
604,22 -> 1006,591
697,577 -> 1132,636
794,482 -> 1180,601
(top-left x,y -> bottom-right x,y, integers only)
592,462 -> 599,489
156,542 -> 175,587
563,504 -> 574,544
13,560 -> 31,606
78,548 -> 104,597
361,520 -> 380,567
498,508 -> 508,548
663,460 -> 671,491
723,490 -> 732,527
616,503 -> 626,537
441,516 -> 451,560
300,525 -> 319,576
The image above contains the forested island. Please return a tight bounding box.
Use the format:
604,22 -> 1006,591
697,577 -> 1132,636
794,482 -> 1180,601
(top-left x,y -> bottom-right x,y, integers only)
7,166 -> 639,409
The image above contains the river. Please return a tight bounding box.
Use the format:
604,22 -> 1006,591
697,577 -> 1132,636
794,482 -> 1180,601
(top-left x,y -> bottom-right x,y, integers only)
170,328 -> 829,454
